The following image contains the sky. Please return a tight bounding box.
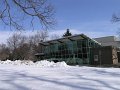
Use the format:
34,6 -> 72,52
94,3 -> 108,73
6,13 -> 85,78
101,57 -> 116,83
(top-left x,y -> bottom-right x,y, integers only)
0,0 -> 120,43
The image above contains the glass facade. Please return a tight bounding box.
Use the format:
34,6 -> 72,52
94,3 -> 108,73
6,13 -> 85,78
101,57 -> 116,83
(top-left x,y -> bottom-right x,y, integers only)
41,37 -> 101,65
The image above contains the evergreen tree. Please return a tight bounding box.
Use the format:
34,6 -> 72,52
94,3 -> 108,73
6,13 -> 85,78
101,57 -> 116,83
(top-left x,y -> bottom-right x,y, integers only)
63,29 -> 72,37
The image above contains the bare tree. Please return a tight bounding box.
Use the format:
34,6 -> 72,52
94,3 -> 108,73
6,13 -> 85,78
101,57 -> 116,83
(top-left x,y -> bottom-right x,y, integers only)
7,33 -> 27,60
17,43 -> 30,60
50,34 -> 60,40
0,0 -> 55,30
0,44 -> 10,60
6,30 -> 49,60
29,30 -> 48,45
7,33 -> 27,50
112,13 -> 120,38
112,13 -> 120,22
27,30 -> 48,60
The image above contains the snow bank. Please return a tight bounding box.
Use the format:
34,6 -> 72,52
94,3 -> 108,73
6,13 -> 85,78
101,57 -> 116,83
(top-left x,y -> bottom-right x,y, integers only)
0,60 -> 68,67
35,60 -> 68,67
0,63 -> 120,90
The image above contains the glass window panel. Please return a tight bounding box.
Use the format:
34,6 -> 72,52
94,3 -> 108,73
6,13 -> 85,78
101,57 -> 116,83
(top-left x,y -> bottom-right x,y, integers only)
83,54 -> 87,58
82,48 -> 87,53
82,40 -> 87,47
69,54 -> 73,58
78,48 -> 82,53
75,54 -> 78,58
78,54 -> 82,58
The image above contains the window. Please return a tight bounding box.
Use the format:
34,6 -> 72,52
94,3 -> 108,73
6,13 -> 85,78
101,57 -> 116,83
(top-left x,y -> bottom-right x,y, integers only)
82,40 -> 87,47
78,54 -> 82,58
94,55 -> 98,61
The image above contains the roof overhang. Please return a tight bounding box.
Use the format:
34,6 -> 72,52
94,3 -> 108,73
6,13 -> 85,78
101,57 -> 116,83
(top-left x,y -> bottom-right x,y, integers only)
39,34 -> 101,46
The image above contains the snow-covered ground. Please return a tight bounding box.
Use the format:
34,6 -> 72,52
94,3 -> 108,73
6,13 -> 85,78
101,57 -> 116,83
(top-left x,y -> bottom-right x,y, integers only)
0,60 -> 120,90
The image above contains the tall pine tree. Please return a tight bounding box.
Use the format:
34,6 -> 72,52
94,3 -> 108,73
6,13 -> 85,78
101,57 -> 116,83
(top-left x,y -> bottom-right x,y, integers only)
63,29 -> 72,37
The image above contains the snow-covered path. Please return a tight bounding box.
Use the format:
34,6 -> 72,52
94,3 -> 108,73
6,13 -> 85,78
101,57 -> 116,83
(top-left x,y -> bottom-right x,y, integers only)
0,64 -> 120,90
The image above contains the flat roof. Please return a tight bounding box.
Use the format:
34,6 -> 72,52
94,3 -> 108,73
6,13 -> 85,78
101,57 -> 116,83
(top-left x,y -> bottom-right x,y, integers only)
94,36 -> 116,42
40,34 -> 101,46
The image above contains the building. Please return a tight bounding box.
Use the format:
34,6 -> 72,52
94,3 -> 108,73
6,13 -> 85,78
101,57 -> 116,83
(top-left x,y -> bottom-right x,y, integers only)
94,36 -> 120,63
36,34 -> 101,65
91,46 -> 118,65
94,36 -> 120,48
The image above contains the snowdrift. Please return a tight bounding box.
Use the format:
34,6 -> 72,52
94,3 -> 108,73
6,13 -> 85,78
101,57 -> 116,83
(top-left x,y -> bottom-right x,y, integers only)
0,60 -> 68,67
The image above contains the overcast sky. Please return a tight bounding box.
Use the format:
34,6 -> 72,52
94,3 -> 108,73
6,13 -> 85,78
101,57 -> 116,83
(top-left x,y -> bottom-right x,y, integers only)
0,0 -> 120,43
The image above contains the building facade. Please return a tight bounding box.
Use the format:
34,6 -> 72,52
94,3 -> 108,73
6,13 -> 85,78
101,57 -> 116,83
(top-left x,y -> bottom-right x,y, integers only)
37,34 -> 101,65
91,46 -> 118,65
94,36 -> 120,48
93,36 -> 120,64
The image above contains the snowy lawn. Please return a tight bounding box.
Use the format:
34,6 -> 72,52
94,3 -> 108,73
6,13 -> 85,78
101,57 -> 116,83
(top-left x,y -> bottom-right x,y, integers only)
0,60 -> 120,90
